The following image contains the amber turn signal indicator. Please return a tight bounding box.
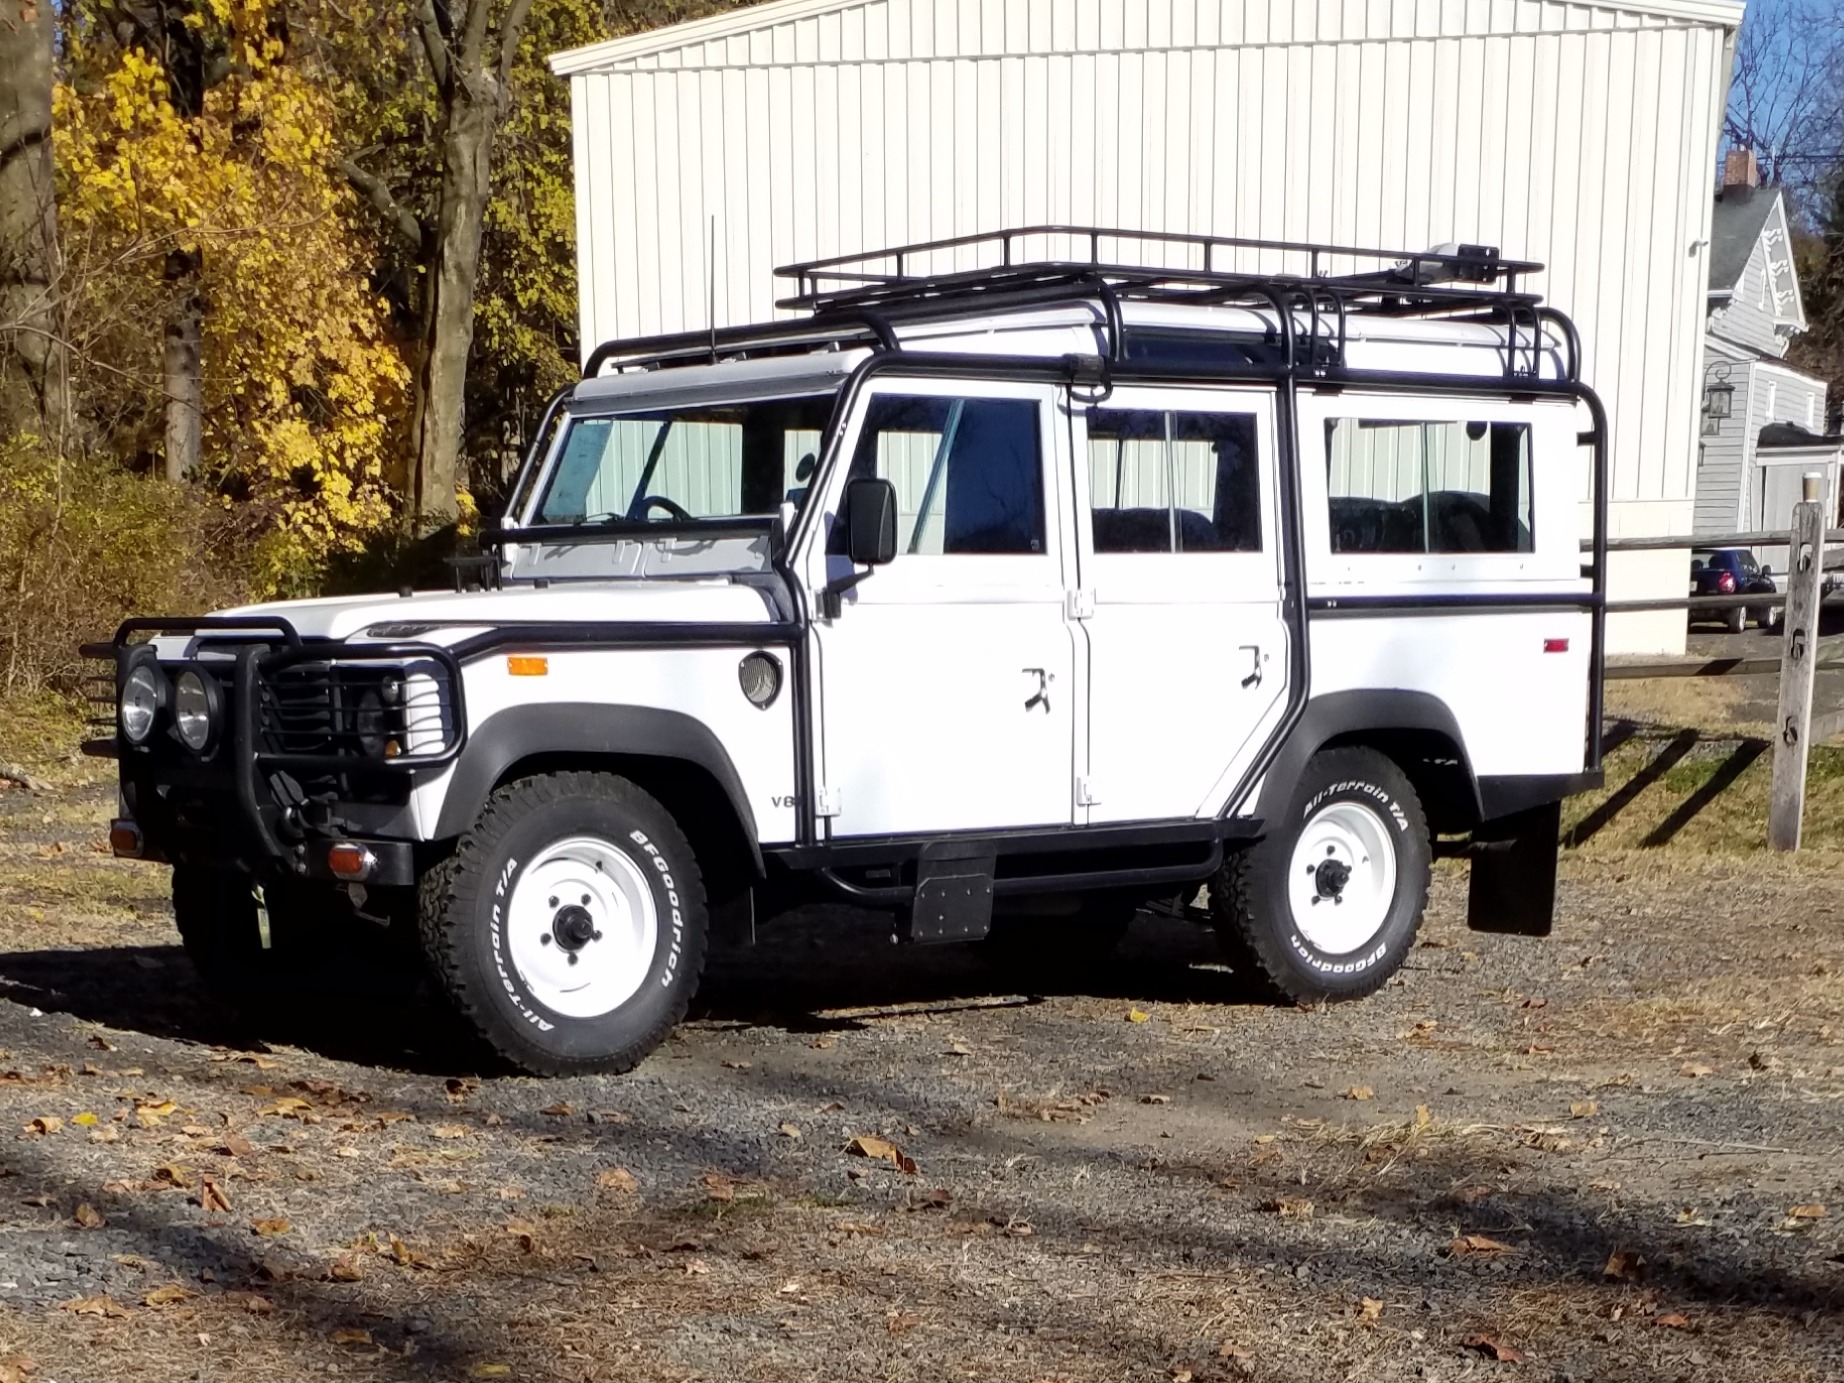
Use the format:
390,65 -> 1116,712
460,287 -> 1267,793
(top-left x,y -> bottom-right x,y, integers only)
507,655 -> 549,677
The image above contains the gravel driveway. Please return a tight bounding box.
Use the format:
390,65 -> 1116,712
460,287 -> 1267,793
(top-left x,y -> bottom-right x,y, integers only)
0,780 -> 1839,1382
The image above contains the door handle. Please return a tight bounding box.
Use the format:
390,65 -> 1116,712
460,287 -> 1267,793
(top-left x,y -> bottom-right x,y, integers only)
1239,645 -> 1262,689
1022,667 -> 1051,713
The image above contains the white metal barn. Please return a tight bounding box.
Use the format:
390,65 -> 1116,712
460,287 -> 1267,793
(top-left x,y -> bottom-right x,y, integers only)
551,0 -> 1746,654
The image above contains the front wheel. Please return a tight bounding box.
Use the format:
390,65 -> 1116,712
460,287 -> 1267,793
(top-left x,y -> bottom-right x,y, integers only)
1211,747 -> 1430,1004
420,772 -> 708,1076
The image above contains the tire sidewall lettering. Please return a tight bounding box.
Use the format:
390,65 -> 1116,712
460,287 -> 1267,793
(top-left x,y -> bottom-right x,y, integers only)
1286,775 -> 1413,977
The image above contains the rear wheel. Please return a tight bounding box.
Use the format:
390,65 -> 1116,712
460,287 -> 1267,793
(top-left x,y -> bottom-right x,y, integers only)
419,772 -> 707,1076
1724,603 -> 1746,633
1211,747 -> 1430,1003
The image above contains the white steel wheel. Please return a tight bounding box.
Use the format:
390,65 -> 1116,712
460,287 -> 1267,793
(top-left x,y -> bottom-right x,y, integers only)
1286,801 -> 1398,955
505,835 -> 659,1020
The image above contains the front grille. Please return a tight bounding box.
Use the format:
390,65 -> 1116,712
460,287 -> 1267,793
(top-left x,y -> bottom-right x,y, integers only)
256,659 -> 459,763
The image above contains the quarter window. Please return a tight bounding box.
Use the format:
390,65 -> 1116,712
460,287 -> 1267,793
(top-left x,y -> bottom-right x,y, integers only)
1325,419 -> 1533,554
1086,408 -> 1262,553
839,395 -> 1046,555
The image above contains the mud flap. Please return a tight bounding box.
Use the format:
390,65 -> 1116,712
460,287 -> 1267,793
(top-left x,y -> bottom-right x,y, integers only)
1467,801 -> 1560,937
901,842 -> 996,944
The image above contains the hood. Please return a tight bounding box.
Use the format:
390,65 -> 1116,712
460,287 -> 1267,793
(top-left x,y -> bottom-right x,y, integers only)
211,579 -> 781,644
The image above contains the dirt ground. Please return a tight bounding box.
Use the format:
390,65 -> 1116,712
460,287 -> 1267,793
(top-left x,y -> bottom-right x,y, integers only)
0,745 -> 1841,1381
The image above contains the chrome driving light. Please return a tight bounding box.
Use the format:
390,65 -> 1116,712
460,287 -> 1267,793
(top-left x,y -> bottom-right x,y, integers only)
119,662 -> 164,744
172,668 -> 222,754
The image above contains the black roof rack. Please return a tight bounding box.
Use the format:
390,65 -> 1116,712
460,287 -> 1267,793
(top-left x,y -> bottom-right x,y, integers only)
582,225 -> 1573,382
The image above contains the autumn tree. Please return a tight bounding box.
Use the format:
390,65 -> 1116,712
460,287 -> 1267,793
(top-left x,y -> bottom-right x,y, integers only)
0,0 -> 67,438
56,0 -> 408,590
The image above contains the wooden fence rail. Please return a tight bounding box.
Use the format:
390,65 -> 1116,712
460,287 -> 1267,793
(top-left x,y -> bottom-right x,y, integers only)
1596,477 -> 1832,849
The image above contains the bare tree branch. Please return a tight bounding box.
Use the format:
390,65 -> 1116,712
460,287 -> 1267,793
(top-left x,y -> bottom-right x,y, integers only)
457,0 -> 494,73
1724,0 -> 1844,216
339,159 -> 426,253
496,0 -> 535,95
415,0 -> 452,89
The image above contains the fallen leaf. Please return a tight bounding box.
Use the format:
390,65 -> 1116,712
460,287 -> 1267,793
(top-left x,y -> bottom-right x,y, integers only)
1126,1008 -> 1150,1023
778,1123 -> 801,1139
722,1059 -> 751,1070
1451,1234 -> 1514,1256
1788,1203 -> 1827,1220
0,1355 -> 31,1383
1217,1342 -> 1252,1360
134,1099 -> 178,1128
150,1164 -> 193,1188
470,1367 -> 512,1379
70,1113 -> 98,1128
1358,1297 -> 1383,1322
143,1284 -> 194,1307
1265,1197 -> 1314,1220
72,1203 -> 104,1230
809,1037 -> 836,1049
216,1136 -> 254,1158
1675,1207 -> 1711,1226
251,1217 -> 291,1237
325,1256 -> 364,1283
23,1117 -> 59,1136
224,1292 -> 273,1315
595,1168 -> 638,1193
59,1296 -> 129,1319
1678,1062 -> 1713,1079
257,1097 -> 311,1118
443,1078 -> 476,1103
702,1173 -> 735,1203
539,1103 -> 572,1118
1654,1312 -> 1693,1329
1604,1248 -> 1648,1282
1342,1086 -> 1375,1101
199,1178 -> 231,1213
1460,1332 -> 1526,1363
330,1327 -> 372,1346
430,1125 -> 470,1140
1569,1100 -> 1598,1118
87,1036 -> 115,1052
845,1134 -> 919,1174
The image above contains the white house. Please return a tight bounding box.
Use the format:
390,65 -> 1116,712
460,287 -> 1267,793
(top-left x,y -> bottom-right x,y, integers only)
1694,149 -> 1839,545
550,0 -> 1746,653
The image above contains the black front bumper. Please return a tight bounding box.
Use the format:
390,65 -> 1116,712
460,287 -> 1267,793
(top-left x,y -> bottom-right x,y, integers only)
90,615 -> 463,879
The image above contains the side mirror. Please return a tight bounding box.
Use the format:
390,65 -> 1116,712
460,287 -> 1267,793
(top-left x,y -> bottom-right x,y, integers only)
844,477 -> 898,566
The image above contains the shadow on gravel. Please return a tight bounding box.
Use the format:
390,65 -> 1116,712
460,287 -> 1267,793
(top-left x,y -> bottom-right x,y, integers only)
0,943 -> 485,1076
0,908 -> 1266,1074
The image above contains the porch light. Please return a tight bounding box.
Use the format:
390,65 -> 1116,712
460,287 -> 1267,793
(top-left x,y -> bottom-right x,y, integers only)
1703,378 -> 1734,421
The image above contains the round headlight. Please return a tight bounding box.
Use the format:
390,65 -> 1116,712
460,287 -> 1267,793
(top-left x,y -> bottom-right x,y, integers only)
172,668 -> 221,754
119,663 -> 164,744
738,651 -> 782,709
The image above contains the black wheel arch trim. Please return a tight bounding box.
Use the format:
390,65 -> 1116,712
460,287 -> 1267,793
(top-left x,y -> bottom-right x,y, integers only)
1252,689 -> 1479,825
431,703 -> 763,872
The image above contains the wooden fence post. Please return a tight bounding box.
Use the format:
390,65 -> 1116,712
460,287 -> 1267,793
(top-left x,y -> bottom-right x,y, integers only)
1769,476 -> 1829,850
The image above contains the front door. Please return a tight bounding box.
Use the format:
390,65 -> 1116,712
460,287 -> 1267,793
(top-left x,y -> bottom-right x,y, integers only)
807,379 -> 1077,838
1071,386 -> 1290,823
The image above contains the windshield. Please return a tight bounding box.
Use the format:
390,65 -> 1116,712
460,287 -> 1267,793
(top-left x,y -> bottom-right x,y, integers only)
530,394 -> 837,527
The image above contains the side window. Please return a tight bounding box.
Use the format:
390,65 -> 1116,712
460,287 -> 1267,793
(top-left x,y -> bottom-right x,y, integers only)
1087,408 -> 1262,553
1326,419 -> 1533,554
837,395 -> 1045,555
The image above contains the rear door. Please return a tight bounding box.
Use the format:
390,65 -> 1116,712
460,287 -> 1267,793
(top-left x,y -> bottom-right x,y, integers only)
1070,386 -> 1290,823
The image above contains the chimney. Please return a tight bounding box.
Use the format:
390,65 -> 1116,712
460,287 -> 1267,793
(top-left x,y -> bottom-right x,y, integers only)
1724,146 -> 1760,192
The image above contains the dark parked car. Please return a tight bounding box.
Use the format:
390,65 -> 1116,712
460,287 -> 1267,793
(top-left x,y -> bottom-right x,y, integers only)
1690,547 -> 1779,632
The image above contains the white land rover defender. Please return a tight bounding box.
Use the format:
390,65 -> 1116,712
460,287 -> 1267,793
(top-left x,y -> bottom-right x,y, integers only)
91,228 -> 1608,1076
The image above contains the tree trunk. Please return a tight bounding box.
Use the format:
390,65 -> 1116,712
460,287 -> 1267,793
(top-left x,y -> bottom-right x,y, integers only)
162,249 -> 203,482
410,79 -> 498,527
0,0 -> 67,439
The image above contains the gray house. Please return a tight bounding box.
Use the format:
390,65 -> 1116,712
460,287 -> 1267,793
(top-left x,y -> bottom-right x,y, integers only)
1693,151 -> 1836,539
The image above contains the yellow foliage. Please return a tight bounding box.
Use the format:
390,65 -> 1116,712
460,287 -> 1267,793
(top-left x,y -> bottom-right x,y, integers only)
54,3 -> 407,595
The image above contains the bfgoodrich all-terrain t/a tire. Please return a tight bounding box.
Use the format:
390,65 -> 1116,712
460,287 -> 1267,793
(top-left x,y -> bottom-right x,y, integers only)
420,772 -> 708,1076
1211,746 -> 1431,1004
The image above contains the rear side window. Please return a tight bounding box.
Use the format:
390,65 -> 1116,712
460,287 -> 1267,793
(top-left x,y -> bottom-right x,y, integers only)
1326,419 -> 1532,554
1086,408 -> 1262,553
838,395 -> 1045,555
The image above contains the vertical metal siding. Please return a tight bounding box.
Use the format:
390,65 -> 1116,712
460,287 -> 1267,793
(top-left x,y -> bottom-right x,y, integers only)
568,0 -> 1732,532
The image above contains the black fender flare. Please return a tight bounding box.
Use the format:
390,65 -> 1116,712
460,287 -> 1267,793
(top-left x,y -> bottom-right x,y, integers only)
1250,689 -> 1479,826
431,703 -> 762,870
